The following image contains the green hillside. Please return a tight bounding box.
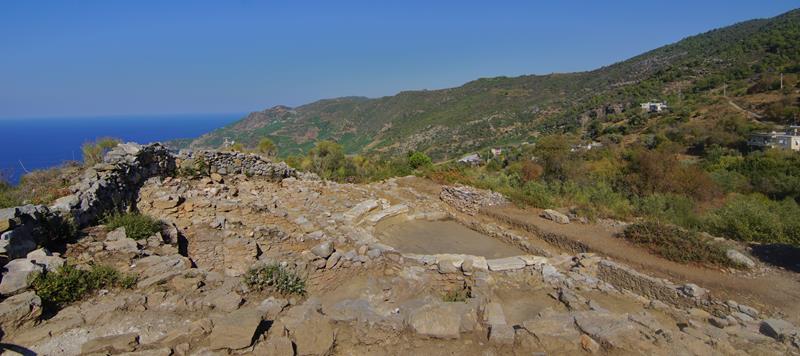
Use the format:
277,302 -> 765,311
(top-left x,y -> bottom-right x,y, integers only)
190,9 -> 800,160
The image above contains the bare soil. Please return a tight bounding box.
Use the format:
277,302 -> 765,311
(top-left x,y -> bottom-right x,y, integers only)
376,219 -> 526,258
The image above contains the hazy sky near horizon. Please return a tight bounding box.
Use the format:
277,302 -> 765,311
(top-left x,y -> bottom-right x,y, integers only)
1,1 -> 798,118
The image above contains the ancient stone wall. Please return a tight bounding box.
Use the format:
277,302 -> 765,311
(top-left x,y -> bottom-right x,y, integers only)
1,144 -> 302,268
177,150 -> 296,181
1,143 -> 176,264
440,185 -> 507,216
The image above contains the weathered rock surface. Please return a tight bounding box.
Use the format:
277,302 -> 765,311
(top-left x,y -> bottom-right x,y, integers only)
0,259 -> 44,295
726,249 -> 756,268
407,303 -> 463,339
540,209 -> 570,224
81,333 -> 140,354
208,307 -> 264,350
0,291 -> 42,331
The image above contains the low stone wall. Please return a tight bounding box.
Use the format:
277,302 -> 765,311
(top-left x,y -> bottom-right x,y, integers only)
596,260 -> 714,311
481,209 -> 591,254
51,143 -> 176,226
440,185 -> 507,216
177,150 -> 296,180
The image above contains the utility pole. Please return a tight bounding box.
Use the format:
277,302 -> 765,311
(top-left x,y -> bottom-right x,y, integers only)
780,73 -> 784,90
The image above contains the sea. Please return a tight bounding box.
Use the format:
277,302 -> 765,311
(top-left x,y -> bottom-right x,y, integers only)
0,113 -> 242,184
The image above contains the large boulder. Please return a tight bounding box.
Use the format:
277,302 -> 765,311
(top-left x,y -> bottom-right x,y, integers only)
726,249 -> 756,269
540,209 -> 570,224
311,241 -> 334,259
0,291 -> 42,331
0,259 -> 44,295
282,302 -> 336,356
760,319 -> 797,341
26,248 -> 65,271
209,307 -> 264,350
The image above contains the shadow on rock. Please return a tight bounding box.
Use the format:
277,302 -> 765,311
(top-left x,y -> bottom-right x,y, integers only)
750,243 -> 800,273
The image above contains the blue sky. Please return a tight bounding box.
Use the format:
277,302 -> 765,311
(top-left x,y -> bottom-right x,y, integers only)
1,0 -> 798,118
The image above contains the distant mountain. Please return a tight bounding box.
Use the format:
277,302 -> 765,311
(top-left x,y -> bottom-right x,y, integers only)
189,9 -> 800,159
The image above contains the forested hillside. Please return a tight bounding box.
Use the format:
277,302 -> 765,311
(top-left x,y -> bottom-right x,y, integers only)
189,9 -> 800,160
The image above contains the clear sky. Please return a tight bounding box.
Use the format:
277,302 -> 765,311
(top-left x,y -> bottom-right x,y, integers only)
1,0 -> 798,118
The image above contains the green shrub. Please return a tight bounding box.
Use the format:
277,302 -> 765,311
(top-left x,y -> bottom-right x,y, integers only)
178,156 -> 209,178
30,264 -> 136,309
258,138 -> 277,157
103,212 -> 162,240
244,264 -> 306,296
517,181 -> 555,208
408,151 -> 433,169
704,194 -> 800,245
636,193 -> 701,228
621,221 -> 733,266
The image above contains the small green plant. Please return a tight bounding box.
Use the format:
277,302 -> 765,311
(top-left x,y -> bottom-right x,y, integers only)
177,156 -> 209,178
244,264 -> 306,296
103,212 -> 162,240
442,286 -> 472,302
621,221 -> 733,267
30,264 -> 136,309
81,137 -> 120,166
258,138 -> 278,157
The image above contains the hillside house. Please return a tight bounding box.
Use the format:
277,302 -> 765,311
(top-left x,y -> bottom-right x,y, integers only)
458,153 -> 483,166
748,126 -> 800,151
570,141 -> 604,152
641,101 -> 668,113
490,148 -> 503,158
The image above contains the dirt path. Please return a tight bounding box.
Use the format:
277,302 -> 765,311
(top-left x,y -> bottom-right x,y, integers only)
727,97 -> 765,121
395,176 -> 800,323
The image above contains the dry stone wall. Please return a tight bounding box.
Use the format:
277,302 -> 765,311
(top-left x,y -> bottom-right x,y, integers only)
177,150 -> 297,180
1,143 -> 298,269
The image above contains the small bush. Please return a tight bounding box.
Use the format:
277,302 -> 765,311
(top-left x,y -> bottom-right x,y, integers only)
30,264 -> 136,309
177,156 -> 209,178
103,212 -> 162,240
636,193 -> 701,229
0,164 -> 79,208
442,285 -> 472,302
408,151 -> 433,169
621,221 -> 733,266
82,137 -> 120,166
244,264 -> 306,296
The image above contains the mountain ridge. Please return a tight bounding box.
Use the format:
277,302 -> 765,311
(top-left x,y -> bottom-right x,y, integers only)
188,8 -> 800,159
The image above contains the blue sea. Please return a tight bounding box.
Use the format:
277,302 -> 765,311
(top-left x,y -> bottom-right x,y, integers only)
0,113 -> 241,184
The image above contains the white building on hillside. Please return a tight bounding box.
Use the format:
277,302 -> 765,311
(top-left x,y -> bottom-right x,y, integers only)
748,126 -> 800,151
458,153 -> 483,166
641,101 -> 668,113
